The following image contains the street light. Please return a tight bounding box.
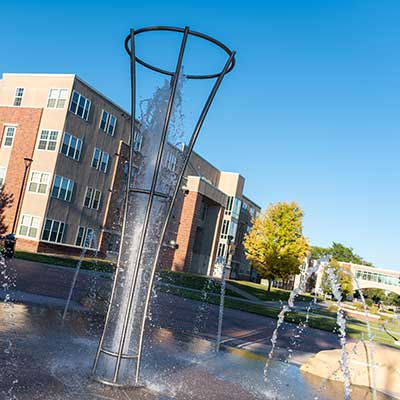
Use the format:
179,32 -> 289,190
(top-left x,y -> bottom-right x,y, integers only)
11,157 -> 33,234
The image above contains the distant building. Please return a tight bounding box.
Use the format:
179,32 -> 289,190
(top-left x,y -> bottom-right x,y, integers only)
0,73 -> 260,278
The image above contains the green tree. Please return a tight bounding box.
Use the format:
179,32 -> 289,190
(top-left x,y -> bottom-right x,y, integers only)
322,259 -> 354,298
243,202 -> 309,292
362,288 -> 386,303
385,292 -> 400,306
311,242 -> 373,266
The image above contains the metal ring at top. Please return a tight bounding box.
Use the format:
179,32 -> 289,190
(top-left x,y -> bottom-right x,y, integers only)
124,26 -> 236,80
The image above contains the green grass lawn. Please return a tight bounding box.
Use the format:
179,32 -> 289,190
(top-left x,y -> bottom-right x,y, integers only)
227,279 -> 317,302
159,285 -> 400,348
157,270 -> 243,298
15,250 -> 114,273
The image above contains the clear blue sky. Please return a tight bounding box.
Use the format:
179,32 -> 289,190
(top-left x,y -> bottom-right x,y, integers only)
1,1 -> 400,270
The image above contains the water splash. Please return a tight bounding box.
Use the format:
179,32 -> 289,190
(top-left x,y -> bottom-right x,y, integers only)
345,268 -> 377,400
192,275 -> 216,336
265,260 -> 319,378
216,257 -> 228,352
325,267 -> 351,400
0,254 -> 18,399
62,230 -> 98,320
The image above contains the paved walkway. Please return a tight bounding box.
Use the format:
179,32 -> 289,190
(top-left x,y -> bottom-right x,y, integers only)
0,257 -> 342,357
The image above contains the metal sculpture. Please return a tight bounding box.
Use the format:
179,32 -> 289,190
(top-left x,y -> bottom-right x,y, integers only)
93,26 -> 235,387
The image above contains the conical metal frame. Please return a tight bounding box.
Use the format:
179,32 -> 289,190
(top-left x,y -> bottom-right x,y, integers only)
92,25 -> 236,387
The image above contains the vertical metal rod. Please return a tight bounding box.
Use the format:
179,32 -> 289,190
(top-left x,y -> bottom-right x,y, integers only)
134,51 -> 236,382
112,26 -> 190,384
92,28 -> 137,375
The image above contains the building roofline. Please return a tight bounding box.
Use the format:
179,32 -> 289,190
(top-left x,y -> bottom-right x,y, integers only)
75,75 -> 131,116
1,73 -> 132,117
242,194 -> 261,210
2,73 -> 76,78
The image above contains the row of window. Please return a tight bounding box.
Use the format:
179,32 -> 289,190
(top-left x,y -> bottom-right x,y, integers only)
24,171 -> 102,210
356,271 -> 400,288
2,126 -> 110,175
19,215 -> 97,249
12,87 -> 118,138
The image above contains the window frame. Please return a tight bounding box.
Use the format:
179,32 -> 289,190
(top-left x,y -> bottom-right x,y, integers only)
46,88 -> 68,109
2,125 -> 17,148
37,129 -> 59,151
51,175 -> 74,202
69,90 -> 91,121
41,218 -> 65,243
27,171 -> 51,195
60,132 -> 82,161
13,87 -> 25,106
83,186 -> 102,210
18,214 -> 40,239
75,226 -> 96,249
0,166 -> 6,189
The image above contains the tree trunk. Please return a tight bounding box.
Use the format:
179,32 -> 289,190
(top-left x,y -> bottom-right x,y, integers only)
267,279 -> 273,292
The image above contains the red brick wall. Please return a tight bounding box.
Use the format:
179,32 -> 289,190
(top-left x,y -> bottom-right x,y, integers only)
0,107 -> 43,233
15,237 -> 39,253
172,191 -> 203,272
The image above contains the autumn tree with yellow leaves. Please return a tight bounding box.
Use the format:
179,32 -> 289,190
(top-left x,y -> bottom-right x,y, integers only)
243,202 -> 309,291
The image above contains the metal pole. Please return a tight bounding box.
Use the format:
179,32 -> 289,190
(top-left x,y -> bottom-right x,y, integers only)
134,51 -> 236,380
92,28 -> 137,375
11,159 -> 32,234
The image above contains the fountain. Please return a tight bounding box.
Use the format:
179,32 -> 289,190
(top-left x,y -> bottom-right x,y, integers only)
92,26 -> 236,387
0,26 -> 397,400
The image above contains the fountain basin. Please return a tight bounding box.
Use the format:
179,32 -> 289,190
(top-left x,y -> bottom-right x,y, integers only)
301,342 -> 400,399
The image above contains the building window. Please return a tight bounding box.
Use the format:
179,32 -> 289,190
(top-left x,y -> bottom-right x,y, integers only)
42,219 -> 65,243
165,152 -> 177,172
225,196 -> 233,216
38,130 -> 58,151
99,110 -> 117,136
91,148 -> 101,169
61,132 -> 82,161
217,243 -> 226,258
0,166 -> 6,189
75,226 -> 96,248
83,187 -> 102,210
220,219 -> 230,239
69,90 -> 91,120
92,148 -> 109,173
100,152 -> 109,173
19,215 -> 40,238
47,89 -> 68,109
107,233 -> 121,253
13,87 -> 24,106
51,175 -> 74,202
133,132 -> 143,152
2,126 -> 16,148
28,172 -> 50,194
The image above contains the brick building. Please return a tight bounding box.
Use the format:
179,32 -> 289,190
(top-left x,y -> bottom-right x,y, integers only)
0,73 -> 260,279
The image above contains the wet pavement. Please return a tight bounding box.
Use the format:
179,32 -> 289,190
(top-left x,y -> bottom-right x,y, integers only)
5,259 -> 341,356
0,258 -> 396,399
0,302 -> 393,400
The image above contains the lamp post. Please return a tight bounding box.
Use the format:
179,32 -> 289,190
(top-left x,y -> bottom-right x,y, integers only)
11,157 -> 33,234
